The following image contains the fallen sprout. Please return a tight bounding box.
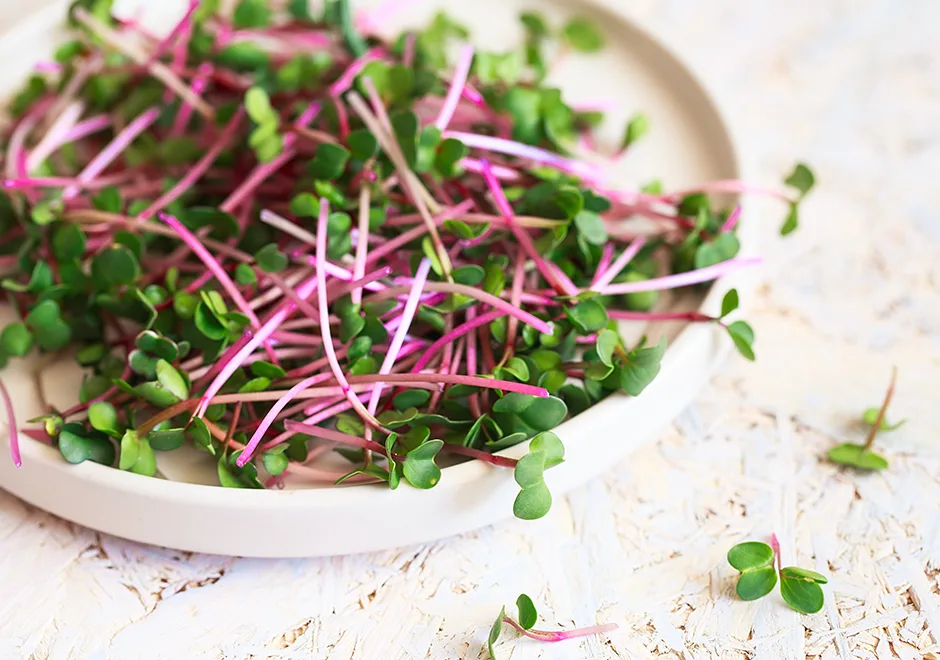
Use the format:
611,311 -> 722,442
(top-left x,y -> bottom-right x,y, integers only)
829,366 -> 898,471
487,593 -> 617,659
728,534 -> 828,614
0,0 -> 811,522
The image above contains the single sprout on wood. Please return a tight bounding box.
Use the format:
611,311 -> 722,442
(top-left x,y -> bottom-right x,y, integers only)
728,534 -> 828,614
487,593 -> 617,659
829,366 -> 898,471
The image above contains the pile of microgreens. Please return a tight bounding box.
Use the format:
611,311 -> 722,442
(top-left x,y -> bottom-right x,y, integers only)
0,0 -> 814,520
728,534 -> 828,614
828,366 -> 901,471
487,593 -> 617,659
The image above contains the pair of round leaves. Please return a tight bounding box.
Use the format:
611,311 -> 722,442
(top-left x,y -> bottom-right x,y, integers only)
728,542 -> 828,614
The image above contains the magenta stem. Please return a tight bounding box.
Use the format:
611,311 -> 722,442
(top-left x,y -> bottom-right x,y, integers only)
597,257 -> 761,295
0,378 -> 21,468
435,45 -> 474,130
502,617 -> 618,643
591,237 -> 647,291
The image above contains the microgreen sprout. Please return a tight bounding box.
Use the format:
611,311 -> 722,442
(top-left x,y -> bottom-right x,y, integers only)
728,534 -> 828,614
0,0 -> 808,522
487,593 -> 617,659
828,366 -> 898,471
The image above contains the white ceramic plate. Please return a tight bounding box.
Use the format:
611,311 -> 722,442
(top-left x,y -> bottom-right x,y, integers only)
0,0 -> 753,557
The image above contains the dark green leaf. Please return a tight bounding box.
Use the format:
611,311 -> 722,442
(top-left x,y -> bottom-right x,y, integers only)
88,401 -> 119,436
727,321 -> 755,361
695,233 -> 740,269
402,439 -> 443,489
565,299 -> 608,334
736,566 -> 778,601
59,427 -> 115,466
308,143 -> 351,180
149,428 -> 185,451
453,265 -> 485,286
254,243 -> 288,273
250,361 -> 286,379
52,224 -> 87,260
780,202 -> 799,236
620,336 -> 666,396
516,594 -> 538,630
347,128 -> 378,160
780,566 -> 828,584
727,541 -> 774,571
0,323 -> 32,357
784,163 -> 815,198
780,574 -> 825,614
721,289 -> 739,318
393,389 -> 431,410
390,111 -> 419,168
91,245 -> 139,288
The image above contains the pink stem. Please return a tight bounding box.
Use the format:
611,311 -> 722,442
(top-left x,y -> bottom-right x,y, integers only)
721,205 -> 742,232
480,159 -> 577,296
329,48 -> 383,96
413,310 -> 504,373
502,617 -> 618,643
597,257 -> 761,295
435,45 -> 475,131
64,107 -> 160,200
591,237 -> 647,291
445,131 -> 602,182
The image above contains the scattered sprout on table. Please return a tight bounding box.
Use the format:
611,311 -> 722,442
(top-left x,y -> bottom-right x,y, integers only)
829,366 -> 898,471
728,534 -> 828,614
487,592 -> 617,659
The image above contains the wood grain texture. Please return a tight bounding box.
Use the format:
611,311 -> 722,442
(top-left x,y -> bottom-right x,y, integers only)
2,0 -> 940,657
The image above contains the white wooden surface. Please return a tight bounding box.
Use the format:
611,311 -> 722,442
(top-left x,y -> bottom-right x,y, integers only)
2,0 -> 940,658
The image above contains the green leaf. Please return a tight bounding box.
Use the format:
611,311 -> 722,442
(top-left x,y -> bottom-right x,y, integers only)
516,594 -> 538,630
503,357 -> 530,382
58,427 -> 115,466
263,451 -> 289,476
727,541 -> 774,571
244,86 -> 275,124
308,143 -> 351,180
488,607 -> 504,659
726,321 -> 755,361
149,428 -> 185,451
254,243 -> 288,273
215,43 -> 270,71
695,232 -> 740,269
780,202 -> 799,236
784,163 -> 815,198
452,265 -> 485,286
514,450 -> 546,488
181,207 -> 240,239
620,336 -> 666,396
0,323 -> 32,357
91,245 -> 139,288
288,0 -> 312,19
561,17 -> 604,52
347,336 -> 372,363
233,0 -> 271,29
621,113 -> 649,149
390,111 -> 419,168
573,210 -> 607,246
290,193 -> 320,217
565,299 -> 608,334
217,452 -> 264,488
393,389 -> 431,410
402,439 -> 443,489
596,329 -> 618,367
736,566 -> 778,601
239,376 -> 271,393
861,407 -> 905,431
250,361 -> 287,379
155,359 -> 189,400
827,443 -> 888,471
434,138 -> 469,177
119,430 -> 157,476
52,224 -> 87,260
513,481 -> 552,520
780,566 -> 828,584
133,381 -> 182,407
92,186 -> 122,213
529,431 -> 564,467
347,128 -> 378,160
493,394 -> 568,431
720,289 -> 739,318
88,401 -> 120,436
780,573 -> 825,614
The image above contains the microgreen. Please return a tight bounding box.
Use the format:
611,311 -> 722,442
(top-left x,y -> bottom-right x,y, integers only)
728,535 -> 828,614
487,592 -> 617,658
828,367 -> 897,471
0,0 -> 804,519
